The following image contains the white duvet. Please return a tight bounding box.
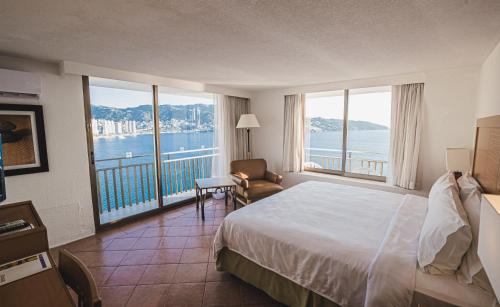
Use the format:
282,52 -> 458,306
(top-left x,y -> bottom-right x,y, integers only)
213,181 -> 428,307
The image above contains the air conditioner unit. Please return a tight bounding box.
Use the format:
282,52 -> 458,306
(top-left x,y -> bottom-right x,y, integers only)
0,68 -> 41,97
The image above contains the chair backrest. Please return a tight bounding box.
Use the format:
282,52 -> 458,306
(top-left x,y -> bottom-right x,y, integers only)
58,249 -> 102,307
230,159 -> 267,180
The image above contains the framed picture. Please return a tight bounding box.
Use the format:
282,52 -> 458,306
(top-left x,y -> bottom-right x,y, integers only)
0,104 -> 48,176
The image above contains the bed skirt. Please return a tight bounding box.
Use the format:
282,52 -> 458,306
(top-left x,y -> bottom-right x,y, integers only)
216,247 -> 457,307
216,247 -> 340,307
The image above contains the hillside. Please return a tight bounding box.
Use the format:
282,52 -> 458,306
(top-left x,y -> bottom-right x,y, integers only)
308,117 -> 388,132
91,105 -> 388,132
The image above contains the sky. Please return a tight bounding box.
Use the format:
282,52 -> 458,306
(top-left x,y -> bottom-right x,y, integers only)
90,86 -> 213,108
305,90 -> 391,127
90,85 -> 391,127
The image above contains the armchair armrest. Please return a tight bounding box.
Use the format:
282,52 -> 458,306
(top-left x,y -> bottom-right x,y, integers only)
265,170 -> 283,185
231,173 -> 249,189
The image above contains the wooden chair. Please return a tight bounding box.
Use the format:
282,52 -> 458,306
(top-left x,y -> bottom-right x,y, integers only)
58,249 -> 102,307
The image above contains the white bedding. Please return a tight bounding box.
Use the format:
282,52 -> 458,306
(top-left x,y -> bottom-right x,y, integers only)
213,181 -> 428,307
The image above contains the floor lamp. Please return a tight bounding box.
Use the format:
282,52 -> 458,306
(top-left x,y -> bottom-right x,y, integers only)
236,114 -> 260,159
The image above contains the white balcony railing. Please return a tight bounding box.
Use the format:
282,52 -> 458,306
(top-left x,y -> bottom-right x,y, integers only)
95,148 -> 217,214
305,147 -> 388,177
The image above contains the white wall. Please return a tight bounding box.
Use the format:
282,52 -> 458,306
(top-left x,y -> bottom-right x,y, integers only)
250,66 -> 480,192
0,55 -> 254,247
477,40 -> 500,118
0,55 -> 95,247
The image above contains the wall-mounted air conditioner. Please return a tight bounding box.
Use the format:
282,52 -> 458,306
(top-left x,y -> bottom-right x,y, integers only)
0,68 -> 41,97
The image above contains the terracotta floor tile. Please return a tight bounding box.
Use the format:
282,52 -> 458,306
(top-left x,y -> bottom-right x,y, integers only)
180,248 -> 210,263
88,266 -> 116,286
173,263 -> 208,283
142,227 -> 169,237
208,249 -> 216,263
132,237 -> 162,250
139,264 -> 177,284
106,265 -> 147,286
185,236 -> 213,249
73,251 -> 128,267
162,283 -> 205,307
118,228 -> 146,238
99,286 -> 135,307
67,236 -> 111,252
205,264 -> 233,282
126,284 -> 169,307
106,238 -> 139,251
165,227 -> 191,237
160,237 -> 188,249
188,226 -> 216,236
151,249 -> 183,264
54,199 -> 282,306
203,281 -> 242,306
120,250 -> 156,265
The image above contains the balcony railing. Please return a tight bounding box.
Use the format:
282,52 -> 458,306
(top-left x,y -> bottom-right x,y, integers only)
305,148 -> 388,177
95,148 -> 217,214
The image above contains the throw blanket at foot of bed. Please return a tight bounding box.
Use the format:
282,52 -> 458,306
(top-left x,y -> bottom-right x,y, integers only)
213,181 -> 428,307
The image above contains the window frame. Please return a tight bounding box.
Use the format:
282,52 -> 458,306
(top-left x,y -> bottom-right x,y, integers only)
303,88 -> 389,182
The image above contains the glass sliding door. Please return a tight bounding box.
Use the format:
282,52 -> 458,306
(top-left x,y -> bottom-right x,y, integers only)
87,77 -> 158,224
346,86 -> 391,178
303,86 -> 391,181
157,86 -> 215,206
304,90 -> 345,173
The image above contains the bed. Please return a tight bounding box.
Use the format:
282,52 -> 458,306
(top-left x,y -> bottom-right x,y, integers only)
213,116 -> 500,307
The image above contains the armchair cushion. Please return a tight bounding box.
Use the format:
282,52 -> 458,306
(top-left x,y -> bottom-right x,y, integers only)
243,180 -> 284,201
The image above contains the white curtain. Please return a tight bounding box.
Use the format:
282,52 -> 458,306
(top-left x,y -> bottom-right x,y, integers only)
212,94 -> 250,176
282,94 -> 305,172
388,83 -> 424,189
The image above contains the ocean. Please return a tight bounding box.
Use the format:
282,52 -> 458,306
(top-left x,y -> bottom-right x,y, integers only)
93,130 -> 389,210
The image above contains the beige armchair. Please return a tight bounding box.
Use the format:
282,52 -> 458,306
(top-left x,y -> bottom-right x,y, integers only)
230,159 -> 283,205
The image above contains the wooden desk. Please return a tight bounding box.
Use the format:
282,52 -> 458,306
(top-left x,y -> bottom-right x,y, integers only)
0,254 -> 75,307
0,201 -> 75,306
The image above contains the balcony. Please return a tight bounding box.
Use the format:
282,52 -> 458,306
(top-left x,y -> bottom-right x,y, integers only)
95,148 -> 217,224
305,148 -> 388,177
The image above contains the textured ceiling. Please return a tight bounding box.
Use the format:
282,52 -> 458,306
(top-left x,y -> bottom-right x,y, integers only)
1,0 -> 500,90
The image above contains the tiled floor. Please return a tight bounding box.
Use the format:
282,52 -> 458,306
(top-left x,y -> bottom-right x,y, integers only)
51,198 -> 285,307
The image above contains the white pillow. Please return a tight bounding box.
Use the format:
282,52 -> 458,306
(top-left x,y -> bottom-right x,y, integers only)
456,173 -> 493,292
418,172 -> 472,275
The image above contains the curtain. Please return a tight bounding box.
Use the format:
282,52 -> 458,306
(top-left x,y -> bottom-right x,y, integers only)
212,94 -> 250,176
388,83 -> 424,189
282,94 -> 305,172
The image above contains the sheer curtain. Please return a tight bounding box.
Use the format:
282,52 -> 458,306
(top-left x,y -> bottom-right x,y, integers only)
282,94 -> 305,172
388,83 -> 424,189
212,94 -> 250,177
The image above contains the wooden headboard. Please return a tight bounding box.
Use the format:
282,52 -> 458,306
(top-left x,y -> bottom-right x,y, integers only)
473,115 -> 500,194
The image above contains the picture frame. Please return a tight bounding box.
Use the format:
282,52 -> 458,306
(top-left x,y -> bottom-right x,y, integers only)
0,104 -> 49,176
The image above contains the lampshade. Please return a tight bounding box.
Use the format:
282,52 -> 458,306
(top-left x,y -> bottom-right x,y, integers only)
236,114 -> 260,129
478,194 -> 500,300
445,148 -> 471,172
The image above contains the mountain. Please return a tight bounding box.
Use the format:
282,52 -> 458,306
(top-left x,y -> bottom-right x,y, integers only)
91,105 -> 387,132
308,117 -> 388,132
92,104 -> 213,124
